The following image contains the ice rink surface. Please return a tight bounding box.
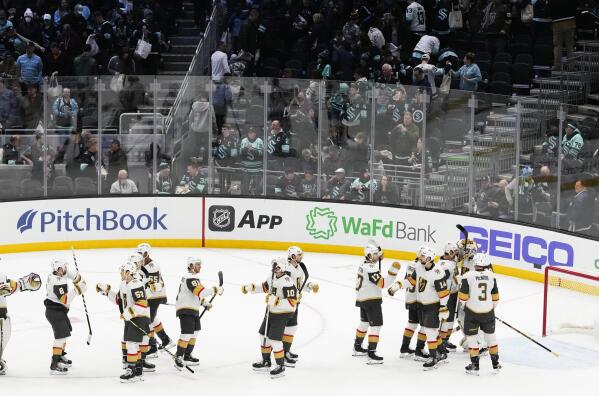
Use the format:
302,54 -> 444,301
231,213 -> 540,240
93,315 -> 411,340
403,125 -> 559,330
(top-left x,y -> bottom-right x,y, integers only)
1,248 -> 598,395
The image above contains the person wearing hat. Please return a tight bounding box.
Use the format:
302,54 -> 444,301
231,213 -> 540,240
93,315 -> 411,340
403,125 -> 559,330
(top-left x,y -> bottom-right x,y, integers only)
323,168 -> 351,200
299,169 -> 317,198
41,14 -> 58,50
562,122 -> 584,161
274,167 -> 302,198
17,8 -> 42,45
412,35 -> 440,66
155,161 -> 173,194
416,53 -> 443,95
350,168 -> 377,202
15,41 -> 43,92
107,138 -> 128,187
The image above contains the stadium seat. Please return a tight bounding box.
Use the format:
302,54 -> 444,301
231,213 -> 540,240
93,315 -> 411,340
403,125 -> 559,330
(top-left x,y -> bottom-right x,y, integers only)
75,177 -> 97,195
494,52 -> 512,64
51,176 -> 74,197
20,179 -> 43,198
514,53 -> 534,67
512,63 -> 533,86
492,61 -> 511,75
0,179 -> 19,200
534,44 -> 554,67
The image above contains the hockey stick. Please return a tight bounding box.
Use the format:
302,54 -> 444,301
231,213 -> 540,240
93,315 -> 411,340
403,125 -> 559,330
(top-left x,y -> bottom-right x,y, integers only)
496,317 -> 559,357
456,224 -> 468,240
126,319 -> 195,373
71,247 -> 92,346
199,271 -> 224,320
262,271 -> 276,348
298,263 -> 309,292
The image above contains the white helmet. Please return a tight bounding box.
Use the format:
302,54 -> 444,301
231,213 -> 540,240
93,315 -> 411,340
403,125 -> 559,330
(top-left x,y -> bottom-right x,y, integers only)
418,246 -> 435,263
136,243 -> 151,257
459,239 -> 478,257
271,257 -> 286,273
364,244 -> 381,262
443,241 -> 458,256
473,253 -> 491,269
287,246 -> 303,263
120,261 -> 138,275
128,253 -> 144,269
51,258 -> 68,273
186,256 -> 202,269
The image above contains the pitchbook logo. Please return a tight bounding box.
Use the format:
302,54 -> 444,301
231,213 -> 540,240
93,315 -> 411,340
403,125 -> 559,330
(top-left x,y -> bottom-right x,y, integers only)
17,209 -> 38,233
208,205 -> 235,232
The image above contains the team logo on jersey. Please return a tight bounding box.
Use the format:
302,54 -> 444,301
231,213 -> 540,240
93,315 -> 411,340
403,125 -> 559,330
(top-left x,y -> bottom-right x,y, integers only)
17,209 -> 38,233
305,207 -> 338,240
208,205 -> 235,232
412,110 -> 424,123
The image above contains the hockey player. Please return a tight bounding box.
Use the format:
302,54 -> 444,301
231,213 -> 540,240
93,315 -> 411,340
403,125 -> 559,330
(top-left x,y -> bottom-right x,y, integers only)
459,253 -> 501,375
0,270 -> 41,374
281,246 -> 319,366
388,250 -> 424,359
44,259 -> 87,375
353,243 -> 401,364
96,260 -> 152,382
413,246 -> 450,370
242,258 -> 298,378
174,257 -> 223,369
437,242 -> 460,352
457,238 -> 478,275
135,243 -> 172,356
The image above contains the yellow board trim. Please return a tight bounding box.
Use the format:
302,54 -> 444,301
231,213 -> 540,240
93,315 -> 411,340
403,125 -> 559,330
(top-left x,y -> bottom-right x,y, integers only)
0,238 -> 546,283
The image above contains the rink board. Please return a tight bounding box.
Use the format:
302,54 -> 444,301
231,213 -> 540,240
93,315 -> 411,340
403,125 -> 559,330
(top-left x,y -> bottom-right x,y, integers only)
0,196 -> 598,281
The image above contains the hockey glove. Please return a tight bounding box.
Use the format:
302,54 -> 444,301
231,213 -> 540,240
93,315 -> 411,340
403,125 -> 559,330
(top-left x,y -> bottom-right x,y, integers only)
241,284 -> 255,294
214,286 -> 224,296
200,298 -> 212,310
96,283 -> 111,296
18,273 -> 42,291
122,307 -> 135,321
74,279 -> 87,295
387,281 -> 402,296
439,306 -> 450,321
388,262 -> 402,277
0,283 -> 11,297
306,282 -> 319,293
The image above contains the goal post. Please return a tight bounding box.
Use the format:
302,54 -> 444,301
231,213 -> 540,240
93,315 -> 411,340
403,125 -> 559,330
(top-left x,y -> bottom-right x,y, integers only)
542,266 -> 599,337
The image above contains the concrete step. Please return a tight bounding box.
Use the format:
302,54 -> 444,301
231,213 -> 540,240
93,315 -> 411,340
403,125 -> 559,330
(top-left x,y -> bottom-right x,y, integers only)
162,53 -> 194,63
162,61 -> 190,72
171,36 -> 201,46
157,70 -> 187,76
177,18 -> 196,29
171,44 -> 197,54
577,104 -> 599,116
179,27 -> 203,36
587,93 -> 599,105
567,113 -> 592,123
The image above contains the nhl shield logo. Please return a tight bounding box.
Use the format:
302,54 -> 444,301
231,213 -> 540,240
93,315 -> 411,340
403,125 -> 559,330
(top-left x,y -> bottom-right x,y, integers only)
208,205 -> 235,232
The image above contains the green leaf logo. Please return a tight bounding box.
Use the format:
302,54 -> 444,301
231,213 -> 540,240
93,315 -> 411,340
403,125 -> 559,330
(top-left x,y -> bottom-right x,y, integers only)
306,207 -> 338,240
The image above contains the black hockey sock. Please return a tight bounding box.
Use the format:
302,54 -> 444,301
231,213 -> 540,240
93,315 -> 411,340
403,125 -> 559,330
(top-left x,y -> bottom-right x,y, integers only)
176,339 -> 189,357
274,349 -> 284,366
402,328 -> 415,349
154,323 -> 169,344
367,335 -> 379,351
282,334 -> 294,353
427,340 -> 438,359
185,338 -> 196,356
121,342 -> 127,362
355,329 -> 366,346
261,345 -> 272,362
416,332 -> 426,350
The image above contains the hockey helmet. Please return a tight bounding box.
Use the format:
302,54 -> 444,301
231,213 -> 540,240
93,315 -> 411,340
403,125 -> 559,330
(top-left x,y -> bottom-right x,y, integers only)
417,246 -> 435,263
443,241 -> 458,256
136,242 -> 151,258
473,253 -> 491,269
186,257 -> 202,271
287,246 -> 303,263
271,257 -> 286,274
120,260 -> 138,275
364,243 -> 382,262
51,258 -> 68,274
128,253 -> 144,269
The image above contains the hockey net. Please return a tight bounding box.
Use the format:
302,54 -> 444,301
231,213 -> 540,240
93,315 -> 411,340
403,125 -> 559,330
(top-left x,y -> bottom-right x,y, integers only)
542,266 -> 599,338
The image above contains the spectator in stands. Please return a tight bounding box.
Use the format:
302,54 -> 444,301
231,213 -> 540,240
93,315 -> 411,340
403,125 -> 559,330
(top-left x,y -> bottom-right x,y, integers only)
331,41 -> 354,81
239,127 -> 264,194
93,11 -> 115,69
45,42 -> 71,76
211,42 -> 230,83
118,76 -> 145,113
412,35 -> 440,65
541,118 -> 560,157
178,162 -> 207,195
343,132 -> 370,175
155,161 -> 174,194
477,177 -> 510,219
78,138 -> 102,181
238,8 -> 259,59
390,111 -> 420,164
562,122 -> 584,160
274,167 -> 302,197
110,169 -> 138,194
62,130 -> 85,179
54,0 -> 71,27
374,175 -> 401,205
2,135 -> 32,165
41,14 -> 58,49
567,179 -> 595,231
59,24 -> 83,60
377,63 -> 397,85
350,168 -> 377,202
19,84 -> 43,129
0,79 -> 18,127
412,67 -> 431,92
16,42 -> 43,92
480,0 -> 509,55
405,0 -> 427,50
107,47 -> 135,75
550,0 -> 576,69
73,44 -> 99,76
267,120 -> 291,171
18,8 -> 42,45
22,131 -> 56,182
298,148 -> 317,174
53,87 -> 79,130
0,10 -> 12,36
448,52 -> 482,91
106,139 -> 128,186
212,78 -> 232,135
323,168 -> 350,200
62,3 -> 88,38
299,169 -> 317,198
505,166 -> 536,215
408,137 -> 433,173
0,53 -> 20,92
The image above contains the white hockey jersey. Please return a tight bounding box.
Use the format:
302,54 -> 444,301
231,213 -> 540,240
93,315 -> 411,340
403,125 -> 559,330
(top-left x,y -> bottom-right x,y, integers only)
45,274 -> 80,309
175,273 -> 217,317
414,262 -> 450,306
406,2 -> 426,32
106,278 -> 150,320
139,259 -> 167,301
356,261 -> 400,303
285,262 -> 307,292
437,257 -> 460,294
0,273 -> 19,315
249,274 -> 298,314
414,35 -> 440,55
459,269 -> 499,314
402,261 -> 418,305
461,257 -> 475,274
